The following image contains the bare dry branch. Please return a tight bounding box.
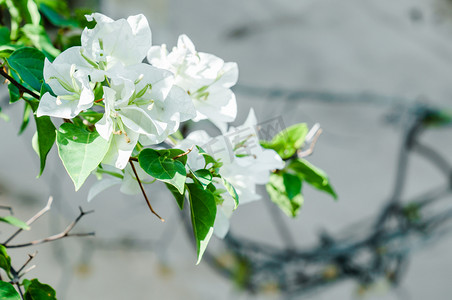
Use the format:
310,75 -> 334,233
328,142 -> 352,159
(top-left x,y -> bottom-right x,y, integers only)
3,196 -> 53,245
3,206 -> 94,249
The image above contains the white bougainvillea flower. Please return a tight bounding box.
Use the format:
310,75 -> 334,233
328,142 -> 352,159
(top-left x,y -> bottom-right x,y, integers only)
95,63 -> 196,169
176,109 -> 284,238
37,47 -> 104,118
87,163 -> 154,202
82,13 -> 152,69
148,34 -> 238,132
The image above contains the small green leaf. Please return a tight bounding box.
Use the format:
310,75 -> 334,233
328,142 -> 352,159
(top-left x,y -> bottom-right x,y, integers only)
18,102 -> 32,135
261,123 -> 308,159
57,123 -> 110,191
221,177 -> 239,209
196,146 -> 219,168
8,83 -> 21,104
283,173 -> 302,200
266,173 -> 303,218
165,183 -> 185,210
34,115 -> 56,177
288,159 -> 337,199
0,215 -> 30,230
0,26 -> 11,44
190,168 -> 212,189
38,3 -> 79,27
23,279 -> 57,300
138,148 -> 187,194
0,281 -> 20,300
0,245 -> 12,275
186,183 -> 217,264
7,47 -> 45,92
78,111 -> 103,124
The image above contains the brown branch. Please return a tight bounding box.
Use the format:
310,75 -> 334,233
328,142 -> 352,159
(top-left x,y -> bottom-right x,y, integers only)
129,159 -> 165,222
3,196 -> 53,245
173,145 -> 194,159
298,128 -> 323,158
0,67 -> 40,100
4,206 -> 94,248
17,251 -> 37,275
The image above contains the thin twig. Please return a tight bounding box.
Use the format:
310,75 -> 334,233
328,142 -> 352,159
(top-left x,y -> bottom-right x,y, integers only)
16,282 -> 24,300
3,196 -> 53,245
129,159 -> 165,222
4,207 -> 94,248
173,145 -> 194,159
19,265 -> 36,278
17,251 -> 37,274
0,206 -> 13,214
298,128 -> 323,158
0,67 -> 40,100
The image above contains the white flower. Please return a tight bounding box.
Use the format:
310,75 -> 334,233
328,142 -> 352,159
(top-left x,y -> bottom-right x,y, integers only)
176,109 -> 284,238
82,13 -> 152,69
96,63 -> 196,169
148,34 -> 238,132
87,163 -> 154,202
37,47 -> 104,118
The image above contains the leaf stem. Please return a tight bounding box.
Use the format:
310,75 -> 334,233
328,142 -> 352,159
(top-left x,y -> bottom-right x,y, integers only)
129,159 -> 165,222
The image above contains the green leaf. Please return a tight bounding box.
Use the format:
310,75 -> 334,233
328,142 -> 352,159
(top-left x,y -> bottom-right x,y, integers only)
221,177 -> 239,209
0,26 -> 11,44
6,47 -> 45,92
261,123 -> 308,159
21,24 -> 61,60
34,115 -> 56,177
138,148 -> 187,194
186,183 -> 217,264
23,279 -> 57,300
24,0 -> 41,25
0,245 -> 11,275
38,3 -> 78,27
288,159 -> 337,199
4,0 -> 21,39
8,83 -> 21,104
0,281 -> 20,300
266,173 -> 303,218
189,168 -> 212,189
79,111 -> 103,124
56,123 -> 110,191
165,183 -> 185,210
0,215 -> 30,230
283,173 -> 302,200
18,102 -> 32,135
0,107 -> 10,122
195,145 -> 219,168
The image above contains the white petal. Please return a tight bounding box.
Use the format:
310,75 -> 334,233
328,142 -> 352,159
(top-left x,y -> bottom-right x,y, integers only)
88,177 -> 121,202
120,107 -> 166,136
127,14 -> 152,59
244,108 -> 257,128
165,85 -> 196,122
102,131 -> 139,169
37,92 -> 80,118
216,62 -> 239,88
177,34 -> 196,53
213,208 -> 230,239
120,164 -> 152,195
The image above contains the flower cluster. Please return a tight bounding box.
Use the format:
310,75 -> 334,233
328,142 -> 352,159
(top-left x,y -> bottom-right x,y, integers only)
176,109 -> 284,237
37,13 -> 285,242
